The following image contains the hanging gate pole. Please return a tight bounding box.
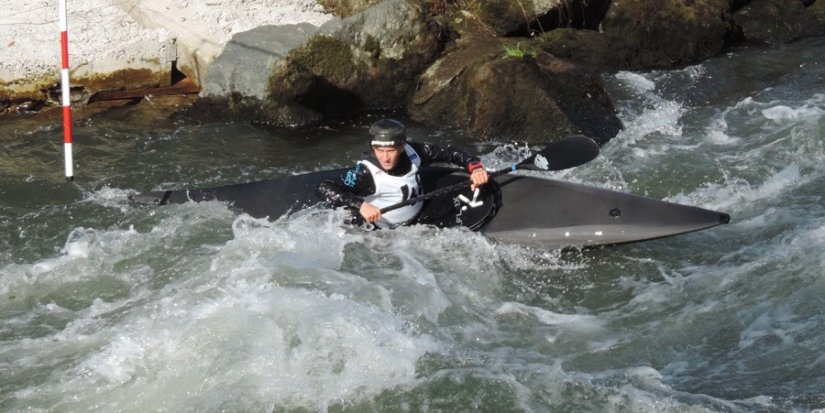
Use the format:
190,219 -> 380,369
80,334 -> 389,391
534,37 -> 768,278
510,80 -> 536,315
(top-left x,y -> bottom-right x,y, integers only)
59,0 -> 74,181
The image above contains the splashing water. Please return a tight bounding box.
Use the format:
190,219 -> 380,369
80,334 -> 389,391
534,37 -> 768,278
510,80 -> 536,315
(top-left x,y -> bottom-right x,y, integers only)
3,38 -> 825,412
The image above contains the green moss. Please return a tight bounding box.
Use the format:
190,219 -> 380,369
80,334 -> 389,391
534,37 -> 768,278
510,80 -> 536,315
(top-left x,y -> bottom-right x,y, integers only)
362,34 -> 381,58
503,43 -> 534,59
286,35 -> 357,82
78,68 -> 158,91
0,75 -> 53,102
267,34 -> 361,106
2,67 -> 162,109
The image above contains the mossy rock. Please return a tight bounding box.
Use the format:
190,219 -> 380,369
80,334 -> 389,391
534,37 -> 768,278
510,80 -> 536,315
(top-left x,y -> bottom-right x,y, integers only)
535,28 -> 613,70
463,0 -> 526,35
411,35 -> 621,144
267,34 -> 364,121
734,0 -> 824,44
280,35 -> 358,83
263,0 -> 445,124
268,33 -> 361,100
811,0 -> 825,27
598,0 -> 731,69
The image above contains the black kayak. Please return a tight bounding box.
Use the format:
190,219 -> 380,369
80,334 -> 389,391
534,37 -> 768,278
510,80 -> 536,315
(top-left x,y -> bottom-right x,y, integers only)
129,167 -> 730,249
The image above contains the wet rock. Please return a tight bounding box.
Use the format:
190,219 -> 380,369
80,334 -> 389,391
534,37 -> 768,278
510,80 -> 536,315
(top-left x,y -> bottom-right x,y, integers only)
811,0 -> 825,26
201,23 -> 321,100
194,0 -> 624,140
534,28 -> 614,70
446,0 -> 611,37
411,35 -> 621,145
448,0 -> 733,71
194,0 -> 444,127
599,0 -> 732,70
8,0 -> 825,145
732,0 -> 824,44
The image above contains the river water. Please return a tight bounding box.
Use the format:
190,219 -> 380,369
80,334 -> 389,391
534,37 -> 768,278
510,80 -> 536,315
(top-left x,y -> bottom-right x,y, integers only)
1,36 -> 824,412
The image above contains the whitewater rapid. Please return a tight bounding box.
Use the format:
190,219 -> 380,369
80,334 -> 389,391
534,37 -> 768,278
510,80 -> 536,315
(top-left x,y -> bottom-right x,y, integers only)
2,37 -> 824,412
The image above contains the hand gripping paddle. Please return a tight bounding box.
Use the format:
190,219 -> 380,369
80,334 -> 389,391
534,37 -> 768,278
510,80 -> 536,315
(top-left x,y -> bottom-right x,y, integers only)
380,135 -> 600,214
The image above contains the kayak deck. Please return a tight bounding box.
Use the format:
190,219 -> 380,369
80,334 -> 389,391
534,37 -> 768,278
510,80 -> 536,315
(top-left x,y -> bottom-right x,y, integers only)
484,174 -> 730,248
129,167 -> 729,249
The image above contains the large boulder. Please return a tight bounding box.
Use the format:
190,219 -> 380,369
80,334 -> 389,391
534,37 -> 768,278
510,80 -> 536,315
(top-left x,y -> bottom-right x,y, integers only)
598,0 -> 733,70
194,0 -> 624,140
811,0 -> 825,25
446,0 -> 822,73
410,35 -> 621,144
445,0 -> 732,71
114,0 -> 332,87
528,0 -> 825,72
447,0 -> 611,36
193,0 -> 444,126
732,0 -> 824,44
192,23 -> 324,126
201,23 -> 321,100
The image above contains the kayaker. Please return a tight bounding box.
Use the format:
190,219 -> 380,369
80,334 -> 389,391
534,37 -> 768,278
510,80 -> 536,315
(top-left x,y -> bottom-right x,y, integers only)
316,118 -> 489,228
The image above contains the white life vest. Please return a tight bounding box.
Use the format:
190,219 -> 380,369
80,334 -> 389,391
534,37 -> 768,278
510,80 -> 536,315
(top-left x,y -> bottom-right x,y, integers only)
360,145 -> 423,227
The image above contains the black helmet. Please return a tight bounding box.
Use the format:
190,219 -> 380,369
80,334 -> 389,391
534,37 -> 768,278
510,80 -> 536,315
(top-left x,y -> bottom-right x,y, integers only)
369,119 -> 407,147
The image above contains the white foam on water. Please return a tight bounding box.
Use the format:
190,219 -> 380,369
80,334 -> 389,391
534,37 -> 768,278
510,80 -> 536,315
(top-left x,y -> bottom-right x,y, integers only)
495,302 -> 601,329
563,70 -> 694,193
704,94 -> 825,168
615,71 -> 658,94
79,186 -> 136,212
59,285 -> 438,412
704,116 -> 741,146
660,91 -> 825,216
6,63 -> 825,411
761,103 -> 825,123
612,98 -> 685,150
609,70 -> 686,147
4,204 -> 452,411
0,224 -> 152,304
737,304 -> 811,350
665,162 -> 802,212
598,366 -> 740,413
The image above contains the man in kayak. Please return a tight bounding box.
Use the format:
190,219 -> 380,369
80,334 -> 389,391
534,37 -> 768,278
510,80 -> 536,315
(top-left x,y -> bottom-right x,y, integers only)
316,118 -> 489,228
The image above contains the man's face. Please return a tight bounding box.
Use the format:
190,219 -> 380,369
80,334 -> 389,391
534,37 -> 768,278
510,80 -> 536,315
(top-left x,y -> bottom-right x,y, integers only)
372,144 -> 404,171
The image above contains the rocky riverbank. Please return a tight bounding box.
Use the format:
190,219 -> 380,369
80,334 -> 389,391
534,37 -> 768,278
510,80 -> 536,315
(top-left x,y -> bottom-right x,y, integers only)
3,0 -> 825,144
0,0 -> 331,111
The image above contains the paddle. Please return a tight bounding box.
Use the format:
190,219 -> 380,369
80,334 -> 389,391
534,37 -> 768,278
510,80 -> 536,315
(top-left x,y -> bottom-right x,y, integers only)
380,135 -> 600,214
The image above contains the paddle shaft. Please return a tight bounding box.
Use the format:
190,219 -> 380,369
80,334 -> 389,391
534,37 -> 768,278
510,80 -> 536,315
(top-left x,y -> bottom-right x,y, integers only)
378,135 -> 599,214
379,167 -> 513,214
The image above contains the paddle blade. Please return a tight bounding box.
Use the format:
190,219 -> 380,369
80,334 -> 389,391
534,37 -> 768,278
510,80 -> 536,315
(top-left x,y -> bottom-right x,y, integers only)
520,135 -> 600,171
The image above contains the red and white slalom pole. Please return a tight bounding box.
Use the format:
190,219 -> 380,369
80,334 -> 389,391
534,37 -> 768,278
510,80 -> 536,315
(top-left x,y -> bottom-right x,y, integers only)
59,0 -> 74,180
